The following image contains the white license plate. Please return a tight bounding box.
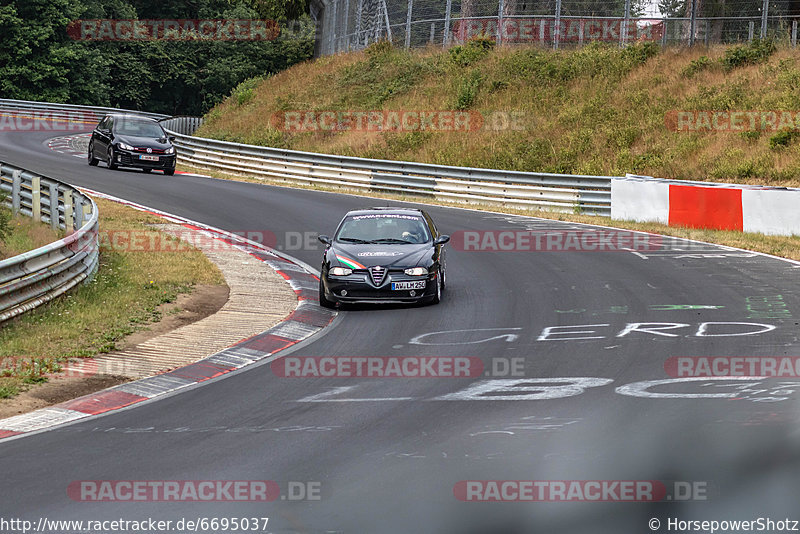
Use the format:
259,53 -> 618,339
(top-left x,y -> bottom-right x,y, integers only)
392,281 -> 426,290
139,155 -> 159,161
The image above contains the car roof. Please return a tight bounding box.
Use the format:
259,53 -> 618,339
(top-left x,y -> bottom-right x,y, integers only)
345,207 -> 427,217
103,113 -> 158,123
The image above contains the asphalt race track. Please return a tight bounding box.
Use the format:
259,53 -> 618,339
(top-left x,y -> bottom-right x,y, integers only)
1,129 -> 799,533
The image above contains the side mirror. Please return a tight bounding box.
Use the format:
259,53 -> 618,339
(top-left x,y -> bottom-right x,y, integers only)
434,235 -> 450,245
169,136 -> 176,143
318,235 -> 332,245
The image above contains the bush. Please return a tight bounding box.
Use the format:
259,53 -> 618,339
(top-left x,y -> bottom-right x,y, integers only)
229,76 -> 266,107
455,69 -> 483,110
721,39 -> 776,71
449,36 -> 495,68
768,129 -> 799,149
682,55 -> 712,78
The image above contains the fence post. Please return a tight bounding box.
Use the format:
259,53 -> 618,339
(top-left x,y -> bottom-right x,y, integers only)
749,21 -> 755,42
331,0 -> 338,51
704,19 -> 710,46
382,0 -> 392,42
405,0 -> 413,48
430,22 -> 435,44
497,0 -> 504,45
662,19 -> 668,47
761,0 -> 769,39
553,0 -> 562,50
620,0 -> 631,47
11,169 -> 21,214
355,0 -> 363,46
443,0 -> 451,46
792,20 -> 798,47
689,0 -> 697,46
342,0 -> 351,52
31,175 -> 41,222
48,182 -> 59,230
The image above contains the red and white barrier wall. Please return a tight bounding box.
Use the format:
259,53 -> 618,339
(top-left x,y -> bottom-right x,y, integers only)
611,175 -> 800,236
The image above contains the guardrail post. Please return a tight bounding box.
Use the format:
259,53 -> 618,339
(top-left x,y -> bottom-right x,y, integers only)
74,193 -> 84,229
31,175 -> 41,222
63,189 -> 73,231
11,169 -> 21,214
48,182 -> 59,230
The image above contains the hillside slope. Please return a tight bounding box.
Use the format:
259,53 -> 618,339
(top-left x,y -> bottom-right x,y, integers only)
197,39 -> 800,186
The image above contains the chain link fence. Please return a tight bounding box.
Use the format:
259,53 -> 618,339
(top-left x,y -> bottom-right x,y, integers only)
313,0 -> 800,55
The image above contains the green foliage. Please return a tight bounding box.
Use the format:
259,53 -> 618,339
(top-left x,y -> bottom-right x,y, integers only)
769,129 -> 799,149
0,0 -> 313,115
455,70 -> 483,110
682,56 -> 712,78
448,36 -> 495,68
0,200 -> 9,243
721,39 -> 777,71
230,76 -> 266,106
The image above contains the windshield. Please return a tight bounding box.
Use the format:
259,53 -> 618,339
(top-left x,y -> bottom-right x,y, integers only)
335,214 -> 430,244
114,119 -> 165,138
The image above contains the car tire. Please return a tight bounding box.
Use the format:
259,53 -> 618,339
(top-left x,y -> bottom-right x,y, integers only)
429,268 -> 442,305
318,278 -> 336,309
143,168 -> 152,173
164,169 -> 175,176
88,141 -> 99,166
107,147 -> 118,170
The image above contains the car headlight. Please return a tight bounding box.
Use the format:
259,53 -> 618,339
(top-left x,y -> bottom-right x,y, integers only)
118,143 -> 134,151
329,267 -> 352,276
404,267 -> 428,276
165,147 -> 175,154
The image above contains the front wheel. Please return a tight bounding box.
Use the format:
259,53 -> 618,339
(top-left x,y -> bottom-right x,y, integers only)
318,278 -> 336,309
107,147 -> 117,170
164,168 -> 175,176
429,269 -> 442,305
88,141 -> 98,166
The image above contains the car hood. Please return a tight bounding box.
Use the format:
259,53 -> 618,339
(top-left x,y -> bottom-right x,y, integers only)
329,242 -> 432,269
115,135 -> 171,149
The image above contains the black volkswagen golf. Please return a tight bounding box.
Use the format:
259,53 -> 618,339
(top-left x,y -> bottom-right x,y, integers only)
318,207 -> 449,308
88,114 -> 176,175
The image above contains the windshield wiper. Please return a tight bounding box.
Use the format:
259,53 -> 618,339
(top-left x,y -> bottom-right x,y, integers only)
338,237 -> 371,244
369,238 -> 415,244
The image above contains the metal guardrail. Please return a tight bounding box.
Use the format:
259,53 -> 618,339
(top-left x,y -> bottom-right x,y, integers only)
166,133 -> 613,215
0,162 -> 99,323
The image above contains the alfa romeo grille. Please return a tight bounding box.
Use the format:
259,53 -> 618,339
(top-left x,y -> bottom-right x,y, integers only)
369,266 -> 386,286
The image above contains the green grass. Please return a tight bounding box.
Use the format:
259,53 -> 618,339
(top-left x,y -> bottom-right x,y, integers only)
0,199 -> 225,401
